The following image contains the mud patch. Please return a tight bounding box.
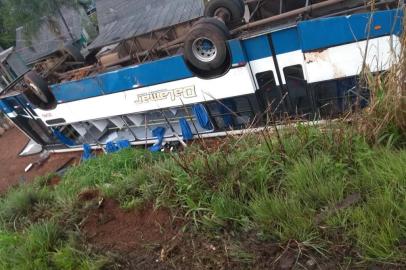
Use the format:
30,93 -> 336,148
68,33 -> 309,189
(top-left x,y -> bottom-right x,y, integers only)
82,199 -> 180,252
0,128 -> 81,194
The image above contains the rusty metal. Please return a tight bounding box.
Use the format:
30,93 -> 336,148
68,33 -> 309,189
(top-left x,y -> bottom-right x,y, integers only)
230,0 -> 346,34
55,65 -> 97,81
124,0 -> 355,55
41,54 -> 69,77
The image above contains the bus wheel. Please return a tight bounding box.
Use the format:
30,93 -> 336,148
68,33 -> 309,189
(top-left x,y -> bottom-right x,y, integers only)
24,71 -> 56,110
204,0 -> 244,25
184,22 -> 229,72
63,44 -> 84,62
192,17 -> 230,38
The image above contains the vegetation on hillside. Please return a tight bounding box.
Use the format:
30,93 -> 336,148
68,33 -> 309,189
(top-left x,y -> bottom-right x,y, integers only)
0,120 -> 405,269
0,0 -> 92,48
0,5 -> 404,270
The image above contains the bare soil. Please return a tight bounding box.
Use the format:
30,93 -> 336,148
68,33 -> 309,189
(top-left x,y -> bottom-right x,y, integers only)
0,127 -> 80,193
80,198 -> 320,270
82,198 -> 184,269
82,199 -> 179,252
80,198 -> 400,270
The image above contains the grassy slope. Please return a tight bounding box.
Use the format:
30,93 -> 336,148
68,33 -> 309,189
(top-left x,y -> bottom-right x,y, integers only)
0,124 -> 404,269
0,8 -> 404,270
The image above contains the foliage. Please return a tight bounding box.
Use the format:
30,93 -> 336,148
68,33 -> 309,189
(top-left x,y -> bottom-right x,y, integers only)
0,221 -> 106,270
0,5 -> 404,268
47,125 -> 406,265
357,14 -> 406,147
0,185 -> 54,229
0,124 -> 404,268
0,0 -> 81,48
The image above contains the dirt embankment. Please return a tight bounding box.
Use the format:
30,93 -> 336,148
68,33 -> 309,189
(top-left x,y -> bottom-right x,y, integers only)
0,127 -> 80,193
81,197 -> 183,269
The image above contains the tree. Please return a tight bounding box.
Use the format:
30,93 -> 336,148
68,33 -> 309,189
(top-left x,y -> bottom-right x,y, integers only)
0,1 -> 15,48
0,0 -> 80,47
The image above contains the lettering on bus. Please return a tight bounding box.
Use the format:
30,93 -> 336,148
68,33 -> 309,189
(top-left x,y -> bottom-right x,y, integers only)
42,112 -> 53,118
135,86 -> 197,104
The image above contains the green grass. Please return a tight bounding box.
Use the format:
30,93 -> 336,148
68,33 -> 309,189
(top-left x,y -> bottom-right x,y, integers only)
0,125 -> 404,268
0,4 -> 403,269
0,186 -> 54,229
54,127 -> 406,264
250,194 -> 316,242
0,221 -> 106,270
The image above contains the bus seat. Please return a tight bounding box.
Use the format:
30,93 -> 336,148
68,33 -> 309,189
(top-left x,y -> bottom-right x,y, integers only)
149,127 -> 166,152
192,104 -> 213,130
116,139 -> 131,150
81,144 -> 93,161
105,141 -> 119,153
180,118 -> 193,141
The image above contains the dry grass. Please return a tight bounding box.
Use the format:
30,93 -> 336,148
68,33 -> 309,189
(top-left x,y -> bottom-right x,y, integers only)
357,10 -> 406,146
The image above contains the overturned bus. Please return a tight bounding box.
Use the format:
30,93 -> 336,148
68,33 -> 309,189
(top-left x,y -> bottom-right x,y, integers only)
0,0 -> 404,152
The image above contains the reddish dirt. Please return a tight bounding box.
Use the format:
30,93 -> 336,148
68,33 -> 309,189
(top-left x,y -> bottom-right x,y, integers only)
82,199 -> 180,253
0,127 -> 81,193
47,175 -> 61,187
81,198 -> 236,269
78,189 -> 101,202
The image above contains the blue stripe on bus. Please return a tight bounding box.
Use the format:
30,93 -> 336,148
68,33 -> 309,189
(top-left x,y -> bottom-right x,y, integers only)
228,39 -> 246,64
51,39 -> 247,103
272,27 -> 301,55
242,35 -> 272,61
51,77 -> 104,103
298,9 -> 403,52
49,9 -> 402,104
99,56 -> 193,95
52,55 -> 193,103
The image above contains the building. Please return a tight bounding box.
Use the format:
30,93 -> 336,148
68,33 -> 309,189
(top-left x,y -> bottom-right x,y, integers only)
0,47 -> 29,94
14,6 -> 97,66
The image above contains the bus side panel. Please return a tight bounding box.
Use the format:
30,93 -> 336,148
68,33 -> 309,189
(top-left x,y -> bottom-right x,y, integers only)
271,27 -> 307,84
298,9 -> 403,53
270,27 -> 315,114
35,66 -> 257,126
242,35 -> 279,87
298,8 -> 403,83
304,35 -> 400,84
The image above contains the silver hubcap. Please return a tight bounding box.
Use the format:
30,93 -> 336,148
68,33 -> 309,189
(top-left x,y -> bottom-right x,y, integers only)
192,37 -> 217,63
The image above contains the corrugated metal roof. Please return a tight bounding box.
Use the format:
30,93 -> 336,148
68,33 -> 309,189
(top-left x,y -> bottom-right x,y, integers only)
14,7 -> 83,65
88,0 -> 204,50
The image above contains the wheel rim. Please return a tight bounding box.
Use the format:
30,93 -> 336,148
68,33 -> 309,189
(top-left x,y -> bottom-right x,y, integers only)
192,37 -> 217,63
28,82 -> 48,103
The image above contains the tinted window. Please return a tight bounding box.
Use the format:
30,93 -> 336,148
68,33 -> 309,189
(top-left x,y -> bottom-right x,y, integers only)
283,65 -> 313,115
256,70 -> 276,90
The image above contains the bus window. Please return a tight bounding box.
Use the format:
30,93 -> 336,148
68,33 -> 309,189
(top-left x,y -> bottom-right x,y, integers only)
255,71 -> 284,115
256,71 -> 276,91
283,65 -> 313,116
311,76 -> 362,118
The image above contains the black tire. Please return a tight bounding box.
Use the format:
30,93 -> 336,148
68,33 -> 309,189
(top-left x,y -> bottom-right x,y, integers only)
193,17 -> 230,38
204,0 -> 244,24
24,71 -> 56,110
63,44 -> 85,62
184,23 -> 229,72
